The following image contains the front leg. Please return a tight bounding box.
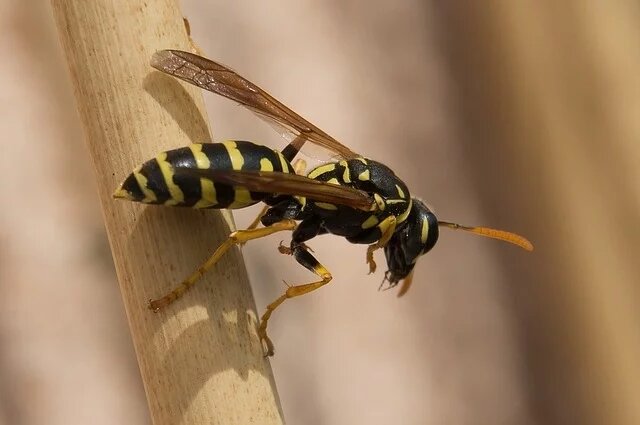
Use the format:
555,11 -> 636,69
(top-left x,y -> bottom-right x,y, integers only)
366,216 -> 397,274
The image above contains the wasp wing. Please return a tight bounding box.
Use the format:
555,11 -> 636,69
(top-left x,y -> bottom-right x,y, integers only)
175,168 -> 374,211
151,50 -> 359,160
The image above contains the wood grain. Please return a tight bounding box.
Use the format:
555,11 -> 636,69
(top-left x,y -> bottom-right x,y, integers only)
51,1 -> 284,424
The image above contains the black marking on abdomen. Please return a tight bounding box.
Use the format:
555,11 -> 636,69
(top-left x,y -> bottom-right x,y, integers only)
235,141 -> 291,202
200,143 -> 235,208
139,158 -> 171,204
235,141 -> 285,171
120,173 -> 145,202
166,146 -> 200,207
118,141 -> 295,208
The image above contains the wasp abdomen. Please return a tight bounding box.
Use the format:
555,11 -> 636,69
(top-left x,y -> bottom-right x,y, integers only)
115,141 -> 293,209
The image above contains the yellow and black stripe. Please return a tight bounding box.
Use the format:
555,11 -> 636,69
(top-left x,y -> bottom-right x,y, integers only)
305,157 -> 413,241
114,141 -> 292,209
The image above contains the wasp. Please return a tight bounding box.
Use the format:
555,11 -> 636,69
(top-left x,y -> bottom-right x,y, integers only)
114,50 -> 533,356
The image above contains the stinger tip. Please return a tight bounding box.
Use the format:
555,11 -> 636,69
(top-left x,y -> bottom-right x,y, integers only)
113,187 -> 133,200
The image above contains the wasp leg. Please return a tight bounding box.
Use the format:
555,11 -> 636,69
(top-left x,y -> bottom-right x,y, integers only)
259,217 -> 326,355
148,219 -> 297,311
366,215 -> 397,274
258,244 -> 332,356
243,159 -> 307,233
292,158 -> 307,176
244,205 -> 270,232
183,17 -> 204,56
276,216 -> 324,256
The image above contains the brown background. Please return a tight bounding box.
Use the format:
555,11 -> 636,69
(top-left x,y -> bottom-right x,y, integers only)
1,1 -> 638,424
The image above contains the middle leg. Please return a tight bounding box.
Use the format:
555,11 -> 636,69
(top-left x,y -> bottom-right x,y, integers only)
258,243 -> 332,356
259,217 -> 329,355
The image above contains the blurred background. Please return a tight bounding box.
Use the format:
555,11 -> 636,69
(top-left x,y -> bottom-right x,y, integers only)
1,1 -> 639,424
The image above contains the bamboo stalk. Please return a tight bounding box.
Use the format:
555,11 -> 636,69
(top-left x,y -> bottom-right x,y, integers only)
51,1 -> 284,424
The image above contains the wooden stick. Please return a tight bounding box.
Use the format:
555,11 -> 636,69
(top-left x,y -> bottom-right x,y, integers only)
51,1 -> 284,424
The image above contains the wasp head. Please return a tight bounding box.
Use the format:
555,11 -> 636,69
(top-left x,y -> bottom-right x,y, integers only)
383,198 -> 439,291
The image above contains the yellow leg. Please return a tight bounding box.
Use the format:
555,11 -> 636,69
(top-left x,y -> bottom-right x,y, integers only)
245,205 -> 270,231
258,248 -> 332,356
148,219 -> 297,311
183,17 -> 205,56
292,158 -> 307,175
366,215 -> 397,274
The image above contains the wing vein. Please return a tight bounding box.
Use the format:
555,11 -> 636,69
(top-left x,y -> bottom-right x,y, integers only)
151,49 -> 359,160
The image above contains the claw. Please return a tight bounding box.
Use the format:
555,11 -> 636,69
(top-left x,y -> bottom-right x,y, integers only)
278,241 -> 293,255
148,299 -> 161,313
366,249 -> 377,274
258,330 -> 275,357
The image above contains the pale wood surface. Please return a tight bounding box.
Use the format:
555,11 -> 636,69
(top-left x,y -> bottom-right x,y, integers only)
50,1 -> 283,424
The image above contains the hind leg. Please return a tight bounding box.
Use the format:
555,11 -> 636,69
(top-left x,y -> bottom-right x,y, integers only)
149,219 -> 296,311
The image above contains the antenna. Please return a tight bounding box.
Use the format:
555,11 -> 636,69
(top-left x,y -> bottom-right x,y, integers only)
397,270 -> 415,298
438,221 -> 534,251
